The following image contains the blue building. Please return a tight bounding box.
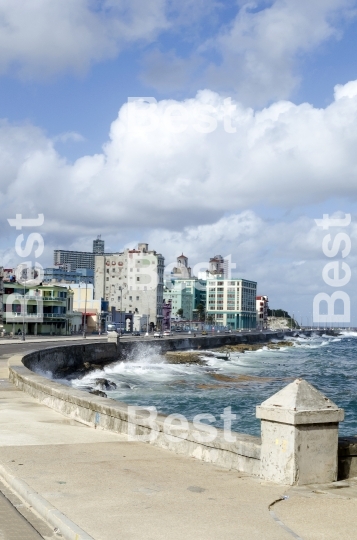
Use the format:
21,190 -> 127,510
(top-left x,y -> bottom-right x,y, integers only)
43,267 -> 94,284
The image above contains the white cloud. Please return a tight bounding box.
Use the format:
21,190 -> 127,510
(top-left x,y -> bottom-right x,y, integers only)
143,0 -> 357,104
204,0 -> 355,103
2,81 -> 357,236
148,210 -> 357,320
0,0 -> 169,78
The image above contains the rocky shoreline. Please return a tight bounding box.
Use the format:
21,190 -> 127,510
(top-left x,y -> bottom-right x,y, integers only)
164,340 -> 294,364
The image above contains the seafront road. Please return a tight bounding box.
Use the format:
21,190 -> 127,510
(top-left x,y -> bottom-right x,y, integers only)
0,337 -> 357,539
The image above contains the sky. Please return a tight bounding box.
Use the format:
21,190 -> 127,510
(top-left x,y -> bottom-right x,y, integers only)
1,0 -> 357,324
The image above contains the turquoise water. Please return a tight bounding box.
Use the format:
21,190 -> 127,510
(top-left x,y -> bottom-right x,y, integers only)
71,332 -> 357,437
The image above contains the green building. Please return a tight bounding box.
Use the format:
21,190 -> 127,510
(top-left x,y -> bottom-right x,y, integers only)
164,278 -> 206,321
2,283 -> 75,336
206,277 -> 257,329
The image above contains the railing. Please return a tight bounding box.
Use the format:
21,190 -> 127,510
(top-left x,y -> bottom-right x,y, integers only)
5,312 -> 67,319
5,313 -> 42,319
11,294 -> 65,301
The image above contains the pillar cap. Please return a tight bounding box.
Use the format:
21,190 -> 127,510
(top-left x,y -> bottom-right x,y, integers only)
256,378 -> 344,425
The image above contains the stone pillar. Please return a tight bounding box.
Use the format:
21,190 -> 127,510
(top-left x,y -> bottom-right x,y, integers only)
34,323 -> 38,336
256,378 -> 344,485
107,331 -> 119,345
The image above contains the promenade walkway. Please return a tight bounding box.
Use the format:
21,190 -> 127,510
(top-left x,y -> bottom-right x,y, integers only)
0,339 -> 357,539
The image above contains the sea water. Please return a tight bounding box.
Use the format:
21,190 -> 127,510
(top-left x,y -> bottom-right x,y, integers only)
69,332 -> 357,437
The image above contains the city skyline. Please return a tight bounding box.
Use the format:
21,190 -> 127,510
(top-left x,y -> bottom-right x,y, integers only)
1,1 -> 357,323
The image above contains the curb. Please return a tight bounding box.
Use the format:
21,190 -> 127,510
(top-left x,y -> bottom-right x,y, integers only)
0,464 -> 95,540
0,337 -> 106,345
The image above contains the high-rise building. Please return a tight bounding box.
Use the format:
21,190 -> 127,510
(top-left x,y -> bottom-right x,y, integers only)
54,249 -> 95,271
206,277 -> 257,329
54,237 -> 107,271
209,255 -> 229,278
93,235 -> 105,254
94,243 -> 165,328
43,268 -> 94,284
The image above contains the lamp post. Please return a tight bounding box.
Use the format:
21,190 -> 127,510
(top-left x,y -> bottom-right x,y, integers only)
22,282 -> 26,341
82,281 -> 88,339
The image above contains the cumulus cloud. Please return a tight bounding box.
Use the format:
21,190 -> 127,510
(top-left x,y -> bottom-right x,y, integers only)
0,0 -> 169,78
1,81 -> 357,237
147,210 -> 357,318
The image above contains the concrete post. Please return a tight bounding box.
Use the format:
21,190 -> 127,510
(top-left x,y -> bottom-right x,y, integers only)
256,378 -> 344,486
107,331 -> 119,345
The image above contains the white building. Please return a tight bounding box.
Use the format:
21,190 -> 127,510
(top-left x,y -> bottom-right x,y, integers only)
256,295 -> 269,329
209,255 -> 229,278
206,277 -> 257,329
94,243 -> 164,328
172,253 -> 191,279
0,267 -> 3,328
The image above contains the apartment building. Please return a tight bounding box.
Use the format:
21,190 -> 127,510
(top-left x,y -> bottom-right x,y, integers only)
54,236 -> 106,271
206,277 -> 257,329
164,281 -> 194,320
93,235 -> 105,254
0,267 -> 3,327
256,295 -> 269,329
44,267 -> 94,284
2,283 -> 75,336
95,243 -> 164,328
209,255 -> 229,277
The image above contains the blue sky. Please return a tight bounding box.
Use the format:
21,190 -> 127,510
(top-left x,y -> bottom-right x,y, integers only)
1,0 -> 357,322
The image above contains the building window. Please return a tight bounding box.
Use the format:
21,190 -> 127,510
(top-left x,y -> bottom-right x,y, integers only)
136,296 -> 139,300
137,277 -> 140,281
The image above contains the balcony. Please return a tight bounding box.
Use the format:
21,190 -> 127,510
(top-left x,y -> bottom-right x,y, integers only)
11,293 -> 65,302
5,313 -> 43,319
5,312 -> 67,319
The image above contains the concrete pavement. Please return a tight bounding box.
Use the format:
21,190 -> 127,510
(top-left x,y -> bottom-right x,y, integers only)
1,341 -> 357,539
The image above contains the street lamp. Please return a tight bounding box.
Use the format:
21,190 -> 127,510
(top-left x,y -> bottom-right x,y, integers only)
22,281 -> 26,341
82,280 -> 88,339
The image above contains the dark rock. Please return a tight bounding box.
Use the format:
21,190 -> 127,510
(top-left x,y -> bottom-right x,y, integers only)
95,378 -> 117,390
89,389 -> 107,398
117,381 -> 131,389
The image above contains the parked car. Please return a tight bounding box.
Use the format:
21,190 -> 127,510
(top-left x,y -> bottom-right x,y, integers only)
132,331 -> 140,336
201,331 -> 208,335
175,328 -> 182,332
163,330 -> 172,336
153,332 -> 163,338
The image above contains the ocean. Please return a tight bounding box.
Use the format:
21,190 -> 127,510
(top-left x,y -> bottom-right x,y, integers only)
70,332 -> 357,437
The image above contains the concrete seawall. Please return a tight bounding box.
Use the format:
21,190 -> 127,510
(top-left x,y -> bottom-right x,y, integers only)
8,346 -> 261,476
118,330 -> 292,358
8,336 -> 357,482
